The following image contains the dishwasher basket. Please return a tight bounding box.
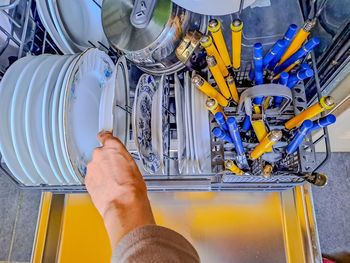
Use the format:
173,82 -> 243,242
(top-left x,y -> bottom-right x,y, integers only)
0,0 -> 332,192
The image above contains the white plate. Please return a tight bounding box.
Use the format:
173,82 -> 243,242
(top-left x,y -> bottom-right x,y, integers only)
183,71 -> 191,174
191,72 -> 212,174
151,81 -> 161,169
64,48 -> 114,178
52,54 -> 80,183
99,55 -> 130,145
24,55 -> 62,184
160,75 -> 169,174
174,73 -> 186,174
184,71 -> 196,173
151,75 -> 167,174
48,0 -> 108,52
113,56 -> 130,145
133,74 -> 161,174
0,55 -> 36,184
11,55 -> 50,184
42,55 -> 70,184
36,0 -> 73,53
58,54 -> 83,182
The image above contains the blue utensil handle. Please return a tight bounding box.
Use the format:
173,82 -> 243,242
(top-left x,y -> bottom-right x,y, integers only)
227,117 -> 245,155
242,115 -> 251,132
287,69 -> 314,89
309,114 -> 336,132
274,37 -> 320,75
253,96 -> 264,105
213,127 -> 233,143
253,43 -> 264,104
286,120 -> 313,154
254,43 -> 263,85
267,24 -> 297,71
214,112 -> 228,131
300,63 -> 311,71
274,72 -> 289,107
263,40 -> 284,67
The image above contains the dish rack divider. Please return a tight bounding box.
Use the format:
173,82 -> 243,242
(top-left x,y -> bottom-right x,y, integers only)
0,0 -> 332,192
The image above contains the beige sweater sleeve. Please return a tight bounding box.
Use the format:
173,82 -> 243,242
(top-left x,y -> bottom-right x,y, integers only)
111,225 -> 200,263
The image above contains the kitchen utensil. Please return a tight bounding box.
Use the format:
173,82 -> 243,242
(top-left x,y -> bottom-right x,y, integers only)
102,0 -> 207,75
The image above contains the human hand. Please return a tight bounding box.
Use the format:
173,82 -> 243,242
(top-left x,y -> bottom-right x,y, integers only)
85,131 -> 155,249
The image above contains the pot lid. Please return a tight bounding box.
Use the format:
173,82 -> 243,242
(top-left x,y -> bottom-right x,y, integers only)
101,0 -> 172,52
171,0 -> 256,16
99,56 -> 130,145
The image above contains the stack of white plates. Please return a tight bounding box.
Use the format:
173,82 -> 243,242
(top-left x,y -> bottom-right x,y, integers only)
175,71 -> 211,174
0,48 -> 129,185
36,0 -> 108,53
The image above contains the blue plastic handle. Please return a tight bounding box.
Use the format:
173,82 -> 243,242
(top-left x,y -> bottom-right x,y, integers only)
300,63 -> 311,71
213,127 -> 233,143
253,43 -> 264,105
248,70 -> 255,81
254,43 -> 263,85
274,37 -> 320,75
286,120 -> 313,154
227,117 -> 245,155
274,72 -> 289,107
309,114 -> 336,132
214,112 -> 228,131
263,40 -> 285,67
267,24 -> 298,71
287,69 -> 314,89
279,72 -> 289,85
241,115 -> 251,132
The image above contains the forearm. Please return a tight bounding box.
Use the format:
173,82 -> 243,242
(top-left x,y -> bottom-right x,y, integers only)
103,199 -> 156,249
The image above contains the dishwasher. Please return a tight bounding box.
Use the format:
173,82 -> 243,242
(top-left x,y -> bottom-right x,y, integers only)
0,0 -> 349,262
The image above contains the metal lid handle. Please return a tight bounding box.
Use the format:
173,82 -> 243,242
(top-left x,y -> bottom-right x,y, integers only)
130,0 -> 158,29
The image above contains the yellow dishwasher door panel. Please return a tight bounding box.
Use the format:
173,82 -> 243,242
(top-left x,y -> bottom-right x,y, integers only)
33,185 -> 321,263
58,195 -> 112,263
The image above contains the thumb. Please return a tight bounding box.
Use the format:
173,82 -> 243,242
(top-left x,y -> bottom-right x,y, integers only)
97,131 -> 114,145
97,131 -> 124,149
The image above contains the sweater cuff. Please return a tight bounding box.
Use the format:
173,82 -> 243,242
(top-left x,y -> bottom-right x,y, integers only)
112,225 -> 200,263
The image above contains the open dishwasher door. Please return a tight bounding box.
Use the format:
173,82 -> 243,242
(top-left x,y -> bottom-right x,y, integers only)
32,185 -> 321,263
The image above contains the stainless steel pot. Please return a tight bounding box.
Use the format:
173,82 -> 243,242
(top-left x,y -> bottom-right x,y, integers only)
102,0 -> 208,75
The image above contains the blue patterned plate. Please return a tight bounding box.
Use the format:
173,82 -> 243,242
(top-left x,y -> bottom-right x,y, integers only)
64,48 -> 114,179
133,74 -> 161,174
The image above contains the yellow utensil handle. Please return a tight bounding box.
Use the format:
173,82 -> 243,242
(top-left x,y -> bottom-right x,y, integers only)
205,44 -> 229,77
206,98 -> 227,119
198,81 -> 229,107
227,79 -> 239,104
225,160 -> 244,175
273,60 -> 300,79
209,106 -> 226,119
250,135 -> 277,160
253,105 -> 261,114
279,29 -> 310,65
285,102 -> 323,130
212,29 -> 232,67
231,21 -> 243,69
252,121 -> 271,152
209,64 -> 231,99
